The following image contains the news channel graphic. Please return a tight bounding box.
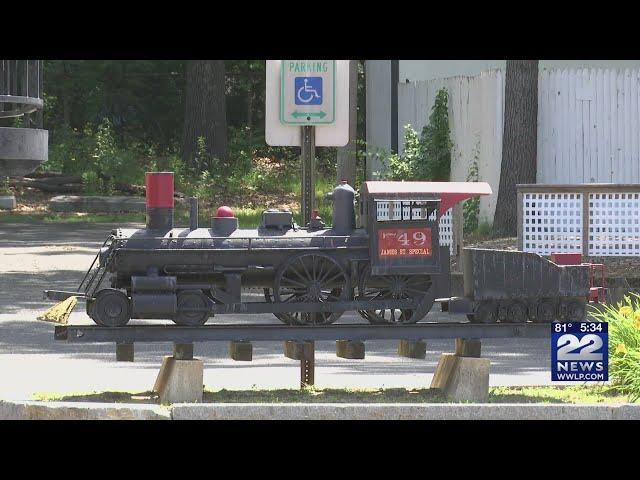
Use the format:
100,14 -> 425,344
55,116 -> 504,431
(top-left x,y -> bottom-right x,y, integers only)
551,322 -> 608,382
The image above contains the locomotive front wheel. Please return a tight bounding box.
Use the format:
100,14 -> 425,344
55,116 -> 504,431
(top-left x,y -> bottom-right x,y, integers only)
90,289 -> 131,327
173,290 -> 210,326
357,267 -> 432,325
274,253 -> 349,325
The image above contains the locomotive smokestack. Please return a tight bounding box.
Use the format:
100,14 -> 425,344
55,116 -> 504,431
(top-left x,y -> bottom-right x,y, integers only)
145,172 -> 174,231
331,180 -> 356,235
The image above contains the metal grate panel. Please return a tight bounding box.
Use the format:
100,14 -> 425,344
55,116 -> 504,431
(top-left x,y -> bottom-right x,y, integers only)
522,193 -> 583,255
439,209 -> 453,255
589,193 -> 640,256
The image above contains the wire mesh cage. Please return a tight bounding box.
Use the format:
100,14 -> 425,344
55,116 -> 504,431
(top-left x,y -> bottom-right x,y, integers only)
0,60 -> 47,177
0,60 -> 44,123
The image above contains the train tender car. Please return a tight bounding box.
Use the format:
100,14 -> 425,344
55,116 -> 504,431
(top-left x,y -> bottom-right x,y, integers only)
43,172 -> 492,327
444,248 -> 599,323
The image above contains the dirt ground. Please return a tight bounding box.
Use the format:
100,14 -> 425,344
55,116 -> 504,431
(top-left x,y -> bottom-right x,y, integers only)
6,183 -> 300,216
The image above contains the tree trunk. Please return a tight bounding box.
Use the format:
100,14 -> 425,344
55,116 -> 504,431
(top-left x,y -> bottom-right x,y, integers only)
62,61 -> 71,127
336,60 -> 358,187
182,60 -> 227,169
493,60 -> 538,238
246,81 -> 253,131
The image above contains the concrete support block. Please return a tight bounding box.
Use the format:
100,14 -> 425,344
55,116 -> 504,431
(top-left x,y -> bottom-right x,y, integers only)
0,127 -> 48,176
153,356 -> 203,404
455,338 -> 481,358
397,339 -> 426,359
336,340 -> 365,359
173,343 -> 193,360
284,340 -> 312,360
230,341 -> 253,361
430,353 -> 490,403
116,342 -> 134,362
0,195 -> 16,210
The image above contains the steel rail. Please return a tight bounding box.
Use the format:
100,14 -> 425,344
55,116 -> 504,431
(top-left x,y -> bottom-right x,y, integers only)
54,322 -> 550,344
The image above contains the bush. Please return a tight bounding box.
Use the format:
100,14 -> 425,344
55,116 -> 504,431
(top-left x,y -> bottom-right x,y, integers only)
82,171 -> 109,195
377,88 -> 453,182
44,117 -> 155,190
0,176 -> 11,195
421,88 -> 453,181
463,158 -> 480,232
591,294 -> 640,401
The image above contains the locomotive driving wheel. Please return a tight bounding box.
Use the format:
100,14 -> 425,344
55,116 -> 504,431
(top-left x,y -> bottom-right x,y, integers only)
357,266 -> 432,324
274,253 -> 350,325
264,288 -> 298,325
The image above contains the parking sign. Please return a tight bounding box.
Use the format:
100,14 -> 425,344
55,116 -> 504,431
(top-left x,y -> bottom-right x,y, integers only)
265,60 -> 349,146
280,60 -> 336,125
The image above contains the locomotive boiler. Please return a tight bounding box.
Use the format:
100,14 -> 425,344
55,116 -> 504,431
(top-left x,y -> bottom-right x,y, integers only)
43,172 -> 600,327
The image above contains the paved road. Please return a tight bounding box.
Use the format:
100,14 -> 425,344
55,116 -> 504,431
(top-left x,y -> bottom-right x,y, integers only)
0,222 -> 560,401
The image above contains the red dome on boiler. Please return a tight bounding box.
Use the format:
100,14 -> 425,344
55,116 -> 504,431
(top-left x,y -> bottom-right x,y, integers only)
216,206 -> 235,218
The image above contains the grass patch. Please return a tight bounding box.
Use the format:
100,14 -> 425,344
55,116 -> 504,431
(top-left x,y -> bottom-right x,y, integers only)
31,385 -> 632,405
2,172 -> 337,228
488,385 -> 630,404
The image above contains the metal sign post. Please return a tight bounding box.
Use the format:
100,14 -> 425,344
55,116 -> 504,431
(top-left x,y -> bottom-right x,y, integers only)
265,60 -> 350,225
279,61 -> 334,226
301,125 -> 315,226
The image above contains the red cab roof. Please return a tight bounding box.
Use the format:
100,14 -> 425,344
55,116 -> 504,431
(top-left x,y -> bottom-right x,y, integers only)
364,181 -> 492,215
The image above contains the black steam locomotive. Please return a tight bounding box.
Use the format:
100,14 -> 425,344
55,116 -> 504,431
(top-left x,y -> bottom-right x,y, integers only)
44,172 -> 600,327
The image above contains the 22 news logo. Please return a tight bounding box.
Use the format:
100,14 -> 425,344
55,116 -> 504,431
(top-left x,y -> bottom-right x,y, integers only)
551,322 -> 608,382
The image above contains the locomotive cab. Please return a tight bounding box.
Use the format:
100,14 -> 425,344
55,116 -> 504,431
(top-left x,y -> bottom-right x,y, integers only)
361,182 -> 492,277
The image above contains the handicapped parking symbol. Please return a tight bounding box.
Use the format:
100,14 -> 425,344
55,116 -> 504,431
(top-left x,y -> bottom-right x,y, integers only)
295,77 -> 322,105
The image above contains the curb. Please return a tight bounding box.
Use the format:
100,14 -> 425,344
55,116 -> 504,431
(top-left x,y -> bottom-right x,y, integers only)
0,400 -> 171,420
1,400 -> 639,420
170,403 -> 640,420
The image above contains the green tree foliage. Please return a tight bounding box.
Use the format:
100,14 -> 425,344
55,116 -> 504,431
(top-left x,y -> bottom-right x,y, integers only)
422,89 -> 453,181
39,60 -> 370,199
379,88 -> 453,182
44,60 -> 185,150
463,145 -> 480,232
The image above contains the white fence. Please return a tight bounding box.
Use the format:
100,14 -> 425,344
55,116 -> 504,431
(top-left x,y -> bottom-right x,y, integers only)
438,208 -> 454,255
398,71 -> 504,225
538,69 -> 640,184
518,185 -> 640,257
398,68 -> 640,226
